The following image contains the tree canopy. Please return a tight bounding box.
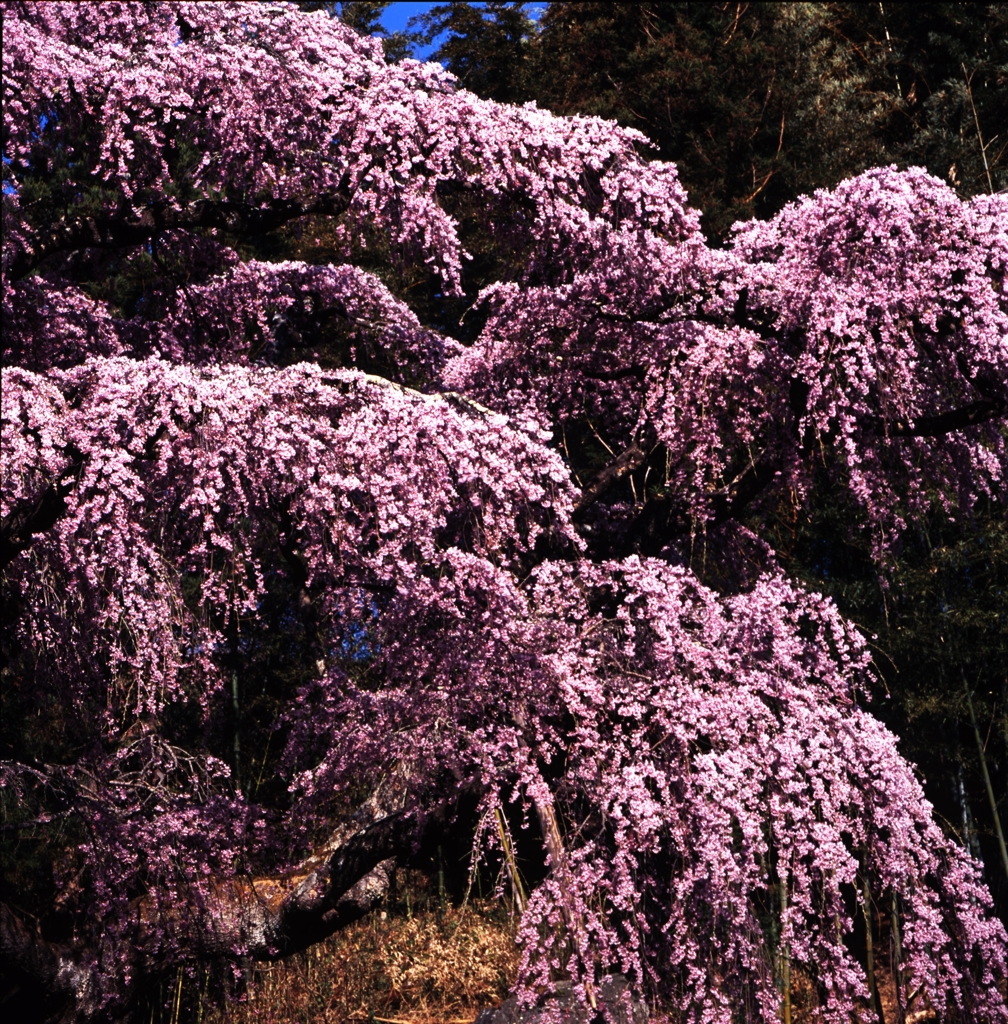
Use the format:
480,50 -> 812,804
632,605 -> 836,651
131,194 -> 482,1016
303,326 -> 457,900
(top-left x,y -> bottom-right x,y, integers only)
2,4 -> 1007,1023
412,0 -> 1008,919
418,2 -> 1008,238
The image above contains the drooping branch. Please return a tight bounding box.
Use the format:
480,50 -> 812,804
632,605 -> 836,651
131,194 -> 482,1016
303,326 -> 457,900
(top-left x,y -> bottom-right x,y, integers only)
571,434 -> 780,547
869,398 -> 1007,438
7,188 -> 353,283
0,423 -> 172,571
577,389 -> 1006,553
710,457 -> 781,524
0,446 -> 85,571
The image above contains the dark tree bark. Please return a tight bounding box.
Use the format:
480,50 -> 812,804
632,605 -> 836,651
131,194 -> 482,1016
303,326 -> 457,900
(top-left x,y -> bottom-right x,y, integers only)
0,799 -> 432,1024
5,189 -> 354,284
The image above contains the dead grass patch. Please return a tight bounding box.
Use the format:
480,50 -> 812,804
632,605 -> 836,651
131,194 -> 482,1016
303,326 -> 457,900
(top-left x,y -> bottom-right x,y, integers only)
204,874 -> 520,1024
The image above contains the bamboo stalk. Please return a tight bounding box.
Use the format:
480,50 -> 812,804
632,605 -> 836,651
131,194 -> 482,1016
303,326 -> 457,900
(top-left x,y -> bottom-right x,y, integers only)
437,844 -> 445,906
495,807 -> 527,913
196,967 -> 207,1024
863,872 -> 882,1023
962,63 -> 995,194
231,670 -> 241,795
170,967 -> 183,1024
966,686 -> 1008,881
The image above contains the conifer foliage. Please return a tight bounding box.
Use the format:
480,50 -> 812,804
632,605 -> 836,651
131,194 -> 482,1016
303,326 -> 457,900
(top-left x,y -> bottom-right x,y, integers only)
1,4 -> 1006,1022
420,3 -> 1008,238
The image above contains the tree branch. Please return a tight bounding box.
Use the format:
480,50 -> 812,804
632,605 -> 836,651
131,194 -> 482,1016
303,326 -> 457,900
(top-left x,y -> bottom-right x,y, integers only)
588,284 -> 779,342
0,447 -> 85,571
710,457 -> 780,524
870,398 -> 1006,438
573,441 -> 647,514
7,188 -> 353,283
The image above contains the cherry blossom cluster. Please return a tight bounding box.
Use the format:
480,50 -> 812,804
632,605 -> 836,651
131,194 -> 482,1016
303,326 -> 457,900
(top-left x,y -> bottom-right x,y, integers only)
514,560 -> 1006,1022
3,1 -> 689,295
2,246 -> 455,379
448,168 -> 1007,555
155,259 -> 462,377
728,167 -> 1008,555
2,357 -> 576,719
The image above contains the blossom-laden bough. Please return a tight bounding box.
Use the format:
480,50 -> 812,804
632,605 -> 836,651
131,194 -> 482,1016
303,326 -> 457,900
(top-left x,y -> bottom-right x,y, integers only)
1,3 -> 1006,1022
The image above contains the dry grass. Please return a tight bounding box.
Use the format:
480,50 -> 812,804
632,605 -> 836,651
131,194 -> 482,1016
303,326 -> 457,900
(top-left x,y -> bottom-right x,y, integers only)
160,871 -> 967,1024
203,872 -> 520,1024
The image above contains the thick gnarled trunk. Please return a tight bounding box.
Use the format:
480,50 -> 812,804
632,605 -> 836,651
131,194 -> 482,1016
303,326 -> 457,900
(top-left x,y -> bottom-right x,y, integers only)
0,804 -> 425,1023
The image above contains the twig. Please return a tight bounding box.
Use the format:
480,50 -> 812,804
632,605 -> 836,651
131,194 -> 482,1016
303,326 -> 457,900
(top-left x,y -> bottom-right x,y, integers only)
963,63 -> 994,194
965,682 -> 1008,881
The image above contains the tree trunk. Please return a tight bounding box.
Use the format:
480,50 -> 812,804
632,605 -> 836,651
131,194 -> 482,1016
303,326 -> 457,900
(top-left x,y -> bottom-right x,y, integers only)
0,792 -> 435,1023
956,756 -> 983,862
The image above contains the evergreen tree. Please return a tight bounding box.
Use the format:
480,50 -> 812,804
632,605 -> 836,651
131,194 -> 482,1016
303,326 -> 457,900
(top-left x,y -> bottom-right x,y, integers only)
414,2 -> 538,104
416,4 -> 1006,237
297,1 -> 416,61
834,2 -> 1008,197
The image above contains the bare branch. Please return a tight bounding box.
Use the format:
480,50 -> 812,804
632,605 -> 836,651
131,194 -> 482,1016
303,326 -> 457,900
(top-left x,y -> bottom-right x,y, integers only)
7,187 -> 353,283
574,441 -> 647,514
